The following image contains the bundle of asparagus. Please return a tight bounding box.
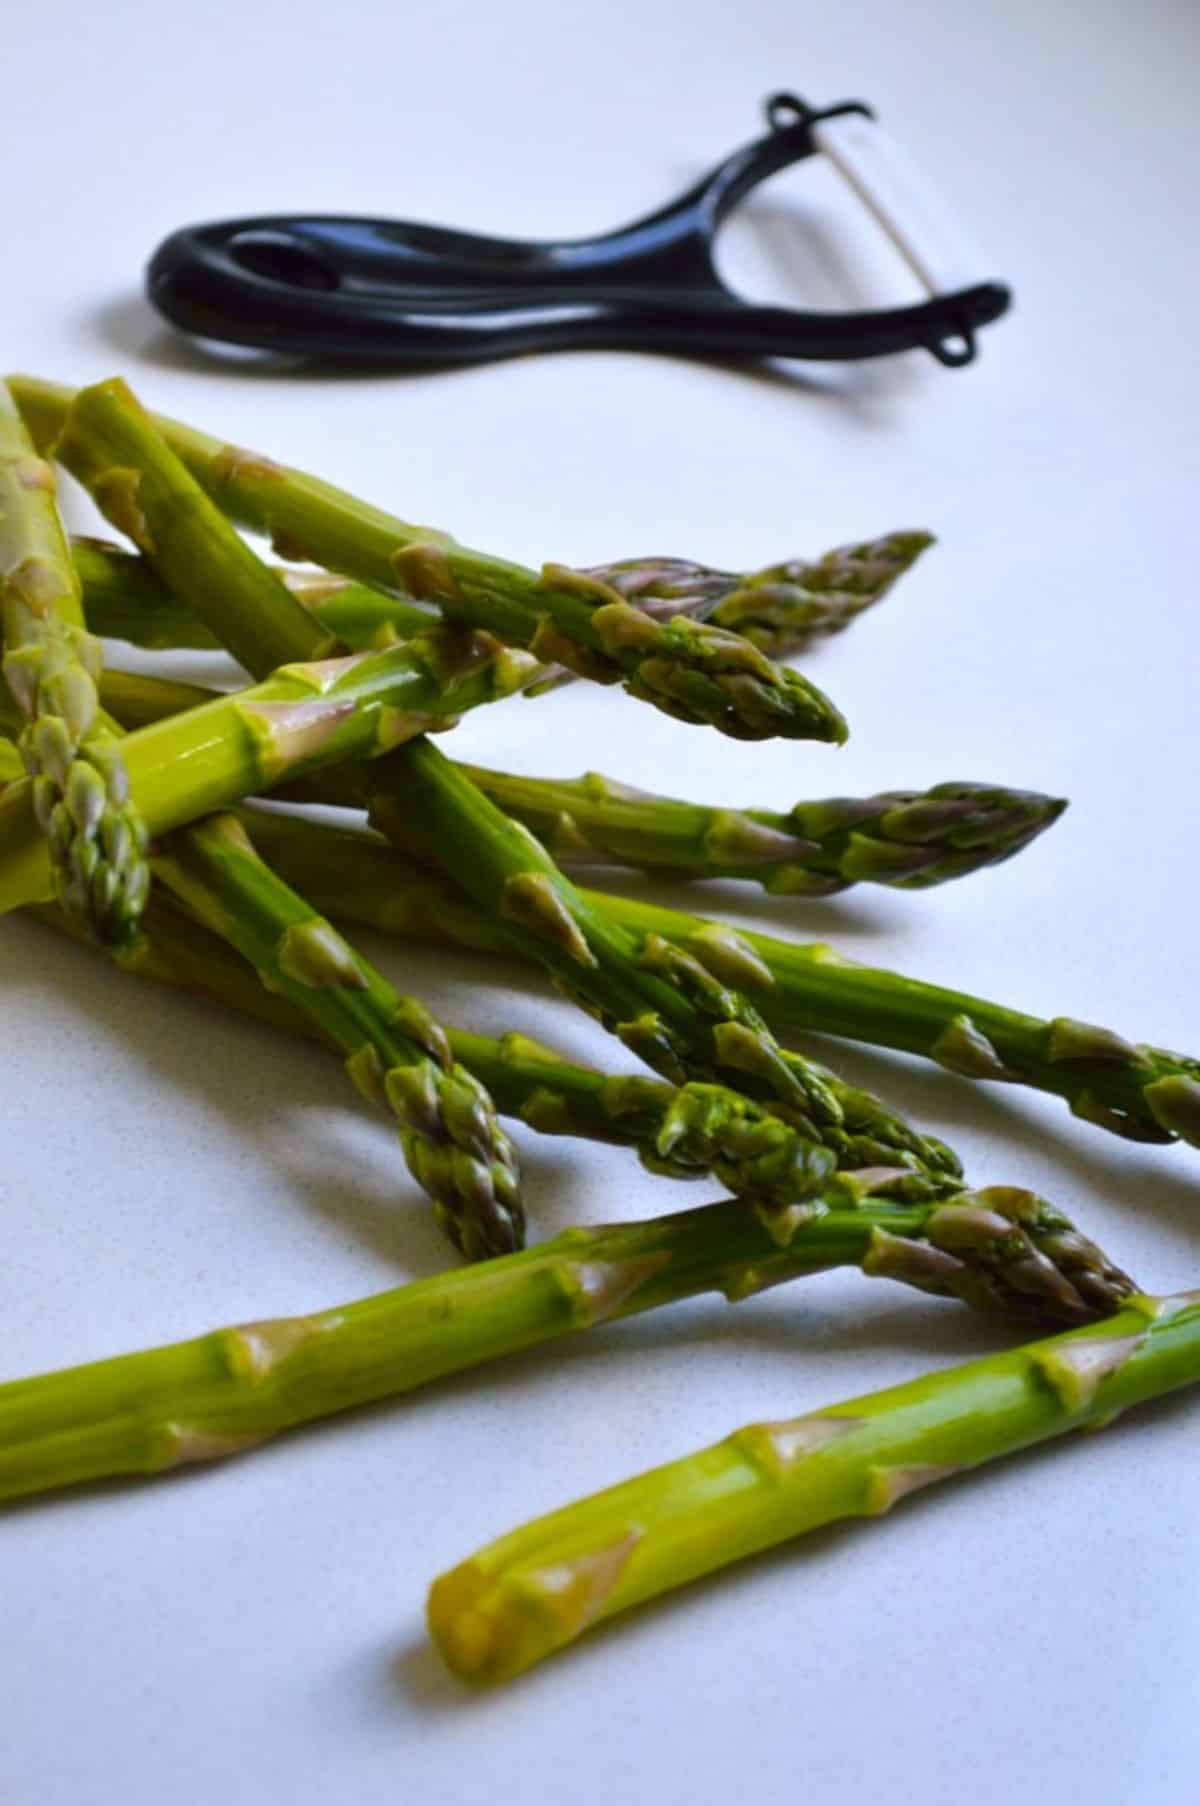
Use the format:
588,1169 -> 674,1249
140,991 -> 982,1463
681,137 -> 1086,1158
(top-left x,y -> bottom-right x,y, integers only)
1,370 -> 1194,1688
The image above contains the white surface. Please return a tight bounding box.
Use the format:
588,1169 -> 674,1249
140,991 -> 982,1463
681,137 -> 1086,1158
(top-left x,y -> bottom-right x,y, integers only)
2,1 -> 1198,1800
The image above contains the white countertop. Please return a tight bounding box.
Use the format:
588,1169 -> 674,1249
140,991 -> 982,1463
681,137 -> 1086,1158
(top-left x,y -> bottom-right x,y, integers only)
2,1 -> 1198,1800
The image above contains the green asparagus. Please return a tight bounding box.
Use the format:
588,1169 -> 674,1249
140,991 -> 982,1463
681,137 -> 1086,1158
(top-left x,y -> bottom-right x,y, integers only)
11,374 -> 848,744
0,622 -> 540,914
371,737 -> 958,1182
154,812 -> 523,1259
428,1286 -> 1200,1683
0,386 -> 147,945
72,530 -> 924,666
207,800 -> 1199,1153
42,653 -> 1063,898
451,767 -> 1067,895
0,1180 -> 1135,1507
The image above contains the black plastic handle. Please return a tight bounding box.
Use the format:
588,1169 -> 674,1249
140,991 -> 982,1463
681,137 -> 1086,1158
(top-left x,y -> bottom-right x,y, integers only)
146,95 -> 1010,368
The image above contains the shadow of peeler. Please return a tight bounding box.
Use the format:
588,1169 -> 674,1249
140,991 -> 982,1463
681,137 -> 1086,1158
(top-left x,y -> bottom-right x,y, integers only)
146,92 -> 1011,372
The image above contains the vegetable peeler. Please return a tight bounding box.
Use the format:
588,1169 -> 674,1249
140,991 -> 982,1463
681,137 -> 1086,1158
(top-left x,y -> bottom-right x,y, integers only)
146,93 -> 1011,370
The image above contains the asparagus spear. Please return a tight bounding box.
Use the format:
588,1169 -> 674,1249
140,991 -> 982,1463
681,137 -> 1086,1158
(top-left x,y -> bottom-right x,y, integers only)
428,1286 -> 1199,1684
72,527 -> 921,671
72,535 -> 439,653
0,386 -> 147,946
371,737 -> 958,1182
43,653 -> 1062,898
201,805 -> 1200,1153
10,375 -> 847,745
451,767 -> 1067,895
0,1178 -> 1135,1507
154,812 -> 523,1259
0,620 -> 541,914
585,528 -> 934,658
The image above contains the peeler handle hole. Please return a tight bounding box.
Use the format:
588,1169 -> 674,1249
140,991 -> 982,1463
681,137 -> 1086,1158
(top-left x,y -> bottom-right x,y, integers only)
929,328 -> 976,367
765,92 -> 813,132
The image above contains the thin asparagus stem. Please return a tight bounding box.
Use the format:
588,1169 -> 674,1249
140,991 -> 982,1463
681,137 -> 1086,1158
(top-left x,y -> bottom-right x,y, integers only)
451,766 -> 1067,896
0,1183 -> 1136,1508
0,386 -> 148,945
73,535 -> 439,653
155,813 -> 523,1259
427,1287 -> 1200,1684
10,375 -> 848,745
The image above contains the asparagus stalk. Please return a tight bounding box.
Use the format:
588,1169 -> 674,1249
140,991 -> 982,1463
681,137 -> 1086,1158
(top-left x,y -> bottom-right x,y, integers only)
72,527 -> 921,672
45,658 -> 1061,898
73,535 -> 439,653
428,1286 -> 1199,1684
0,1180 -> 1136,1507
0,386 -> 148,945
451,767 -> 1067,895
371,738 -> 958,1182
194,805 -> 1200,1153
585,528 -> 934,658
154,812 -> 523,1259
10,375 -> 847,745
53,379 -> 331,677
0,621 -> 541,913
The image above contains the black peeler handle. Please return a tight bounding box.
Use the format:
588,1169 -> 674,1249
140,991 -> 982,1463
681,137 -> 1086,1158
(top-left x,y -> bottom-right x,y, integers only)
146,94 -> 1011,370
